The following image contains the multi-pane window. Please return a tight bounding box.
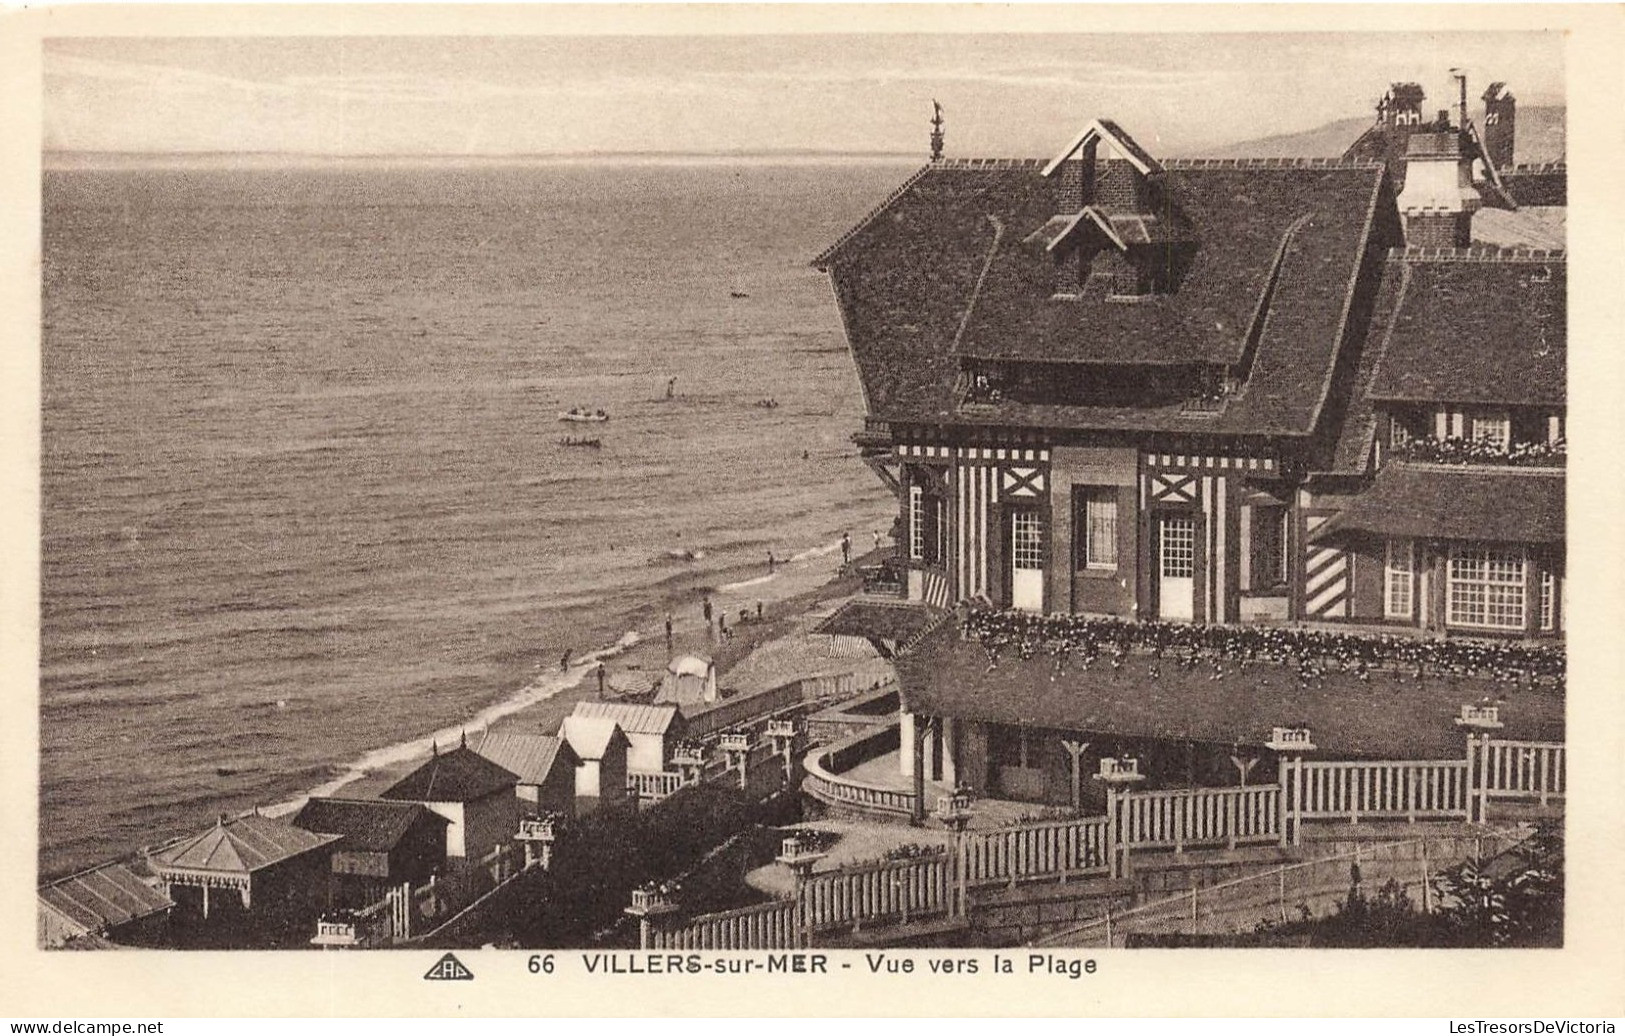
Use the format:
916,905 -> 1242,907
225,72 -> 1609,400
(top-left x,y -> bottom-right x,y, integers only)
908,485 -> 925,561
1470,411 -> 1511,450
1077,488 -> 1118,570
1011,510 -> 1045,571
1159,517 -> 1196,579
1540,570 -> 1556,631
1384,539 -> 1415,619
1447,548 -> 1527,630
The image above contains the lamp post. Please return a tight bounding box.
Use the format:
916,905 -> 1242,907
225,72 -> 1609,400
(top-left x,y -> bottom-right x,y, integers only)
776,835 -> 827,948
1094,755 -> 1145,879
934,785 -> 975,917
1266,726 -> 1316,846
1455,701 -> 1504,823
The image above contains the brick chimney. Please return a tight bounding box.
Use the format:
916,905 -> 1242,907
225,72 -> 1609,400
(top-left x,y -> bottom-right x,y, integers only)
1482,82 -> 1516,170
1397,131 -> 1481,247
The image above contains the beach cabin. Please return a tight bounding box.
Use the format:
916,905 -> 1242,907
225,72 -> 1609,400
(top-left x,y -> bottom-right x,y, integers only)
559,715 -> 630,814
149,813 -> 339,947
474,730 -> 580,818
379,742 -> 520,872
291,797 -> 449,908
654,654 -> 719,709
570,701 -> 682,774
38,861 -> 173,949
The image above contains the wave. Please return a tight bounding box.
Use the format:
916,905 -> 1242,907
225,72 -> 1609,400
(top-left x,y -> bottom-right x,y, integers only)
259,629 -> 643,818
791,539 -> 843,563
717,572 -> 777,593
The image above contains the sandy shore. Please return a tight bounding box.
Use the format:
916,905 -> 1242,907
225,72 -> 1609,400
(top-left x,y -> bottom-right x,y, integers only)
335,546 -> 885,800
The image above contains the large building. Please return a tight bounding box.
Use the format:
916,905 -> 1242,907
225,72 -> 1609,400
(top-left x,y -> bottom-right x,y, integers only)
814,80 -> 1565,807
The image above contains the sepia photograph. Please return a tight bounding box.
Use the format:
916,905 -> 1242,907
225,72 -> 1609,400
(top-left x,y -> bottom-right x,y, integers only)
9,4 -> 1625,1021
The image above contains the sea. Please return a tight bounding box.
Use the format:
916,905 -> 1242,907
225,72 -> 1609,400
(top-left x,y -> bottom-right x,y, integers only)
39,157 -> 915,878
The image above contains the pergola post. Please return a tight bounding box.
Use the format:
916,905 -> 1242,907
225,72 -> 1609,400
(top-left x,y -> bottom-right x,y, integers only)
911,718 -> 929,825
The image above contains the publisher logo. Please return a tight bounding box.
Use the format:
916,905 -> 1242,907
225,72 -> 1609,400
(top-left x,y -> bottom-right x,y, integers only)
424,952 -> 474,981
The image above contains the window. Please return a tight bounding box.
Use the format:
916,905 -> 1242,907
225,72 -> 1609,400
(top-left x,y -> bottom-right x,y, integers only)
1250,506 -> 1287,588
1011,510 -> 1044,571
1447,548 -> 1527,630
1390,418 -> 1412,448
1385,539 -> 1415,619
1540,569 -> 1556,631
1159,517 -> 1196,580
908,485 -> 924,561
1470,411 -> 1511,450
1076,487 -> 1118,570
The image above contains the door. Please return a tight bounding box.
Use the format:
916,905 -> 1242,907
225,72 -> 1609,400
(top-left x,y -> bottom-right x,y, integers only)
1010,509 -> 1045,612
1157,514 -> 1196,621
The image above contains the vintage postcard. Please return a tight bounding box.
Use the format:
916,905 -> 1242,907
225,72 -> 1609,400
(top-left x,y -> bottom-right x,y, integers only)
3,3 -> 1622,1019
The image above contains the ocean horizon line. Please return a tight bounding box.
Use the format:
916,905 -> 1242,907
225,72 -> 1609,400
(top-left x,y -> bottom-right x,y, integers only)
43,148 -> 928,171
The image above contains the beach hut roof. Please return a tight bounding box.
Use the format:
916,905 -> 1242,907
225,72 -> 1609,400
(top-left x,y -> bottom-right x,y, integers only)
38,861 -> 173,936
561,715 -> 627,761
381,745 -> 519,804
572,700 -> 681,736
292,797 -> 448,854
474,731 -> 578,786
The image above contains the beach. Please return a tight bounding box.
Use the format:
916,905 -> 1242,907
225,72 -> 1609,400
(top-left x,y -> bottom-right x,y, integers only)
40,159 -> 911,875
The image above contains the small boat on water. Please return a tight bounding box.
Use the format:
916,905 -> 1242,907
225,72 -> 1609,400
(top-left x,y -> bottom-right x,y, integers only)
559,408 -> 610,423
559,437 -> 602,448
665,548 -> 707,562
730,290 -> 751,299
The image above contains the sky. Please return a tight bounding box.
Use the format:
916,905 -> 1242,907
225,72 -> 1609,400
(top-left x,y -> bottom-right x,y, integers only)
43,32 -> 1565,158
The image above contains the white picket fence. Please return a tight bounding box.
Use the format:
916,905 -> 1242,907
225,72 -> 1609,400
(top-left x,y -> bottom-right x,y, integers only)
1117,785 -> 1282,852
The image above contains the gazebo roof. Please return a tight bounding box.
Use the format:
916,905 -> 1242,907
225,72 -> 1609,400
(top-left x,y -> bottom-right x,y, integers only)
152,814 -> 340,880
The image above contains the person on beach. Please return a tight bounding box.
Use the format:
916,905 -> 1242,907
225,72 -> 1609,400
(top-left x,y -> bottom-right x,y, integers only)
666,376 -> 677,400
718,613 -> 729,640
560,649 -> 571,672
841,530 -> 852,566
756,600 -> 763,620
664,613 -> 674,652
596,662 -> 607,699
702,596 -> 713,628
767,550 -> 775,573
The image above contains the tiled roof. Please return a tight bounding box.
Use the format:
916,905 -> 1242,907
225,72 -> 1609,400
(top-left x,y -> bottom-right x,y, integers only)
1366,252 -> 1565,406
152,814 -> 340,877
895,624 -> 1562,759
560,715 -> 626,761
474,731 -> 577,786
818,160 -> 1384,436
380,745 -> 518,804
39,862 -> 173,935
812,600 -> 937,641
292,797 -> 447,854
1319,257 -> 1411,474
1501,166 -> 1566,207
571,701 -> 680,736
1310,462 -> 1564,544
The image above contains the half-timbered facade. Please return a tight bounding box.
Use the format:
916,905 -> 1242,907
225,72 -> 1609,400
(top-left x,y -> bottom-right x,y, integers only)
816,82 -> 1565,807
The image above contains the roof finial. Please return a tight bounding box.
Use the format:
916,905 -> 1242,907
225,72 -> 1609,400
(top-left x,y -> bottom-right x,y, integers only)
460,729 -> 467,749
930,99 -> 945,163
431,739 -> 438,757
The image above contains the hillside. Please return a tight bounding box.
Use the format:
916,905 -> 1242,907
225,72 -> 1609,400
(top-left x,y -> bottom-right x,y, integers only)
1189,106 -> 1565,165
